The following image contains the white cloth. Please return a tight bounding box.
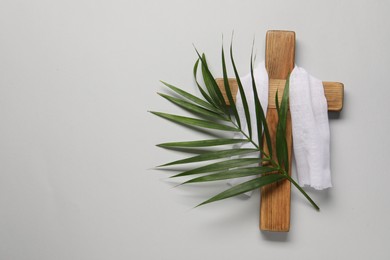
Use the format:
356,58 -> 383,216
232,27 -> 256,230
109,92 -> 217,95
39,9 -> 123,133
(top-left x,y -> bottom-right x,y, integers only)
228,62 -> 332,192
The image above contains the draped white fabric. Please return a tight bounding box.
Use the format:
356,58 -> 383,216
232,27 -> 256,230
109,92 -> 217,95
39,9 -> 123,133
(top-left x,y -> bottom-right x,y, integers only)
228,62 -> 332,193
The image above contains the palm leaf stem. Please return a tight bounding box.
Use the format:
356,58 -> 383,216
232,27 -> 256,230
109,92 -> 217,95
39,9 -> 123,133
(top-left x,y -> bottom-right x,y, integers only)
227,118 -> 271,160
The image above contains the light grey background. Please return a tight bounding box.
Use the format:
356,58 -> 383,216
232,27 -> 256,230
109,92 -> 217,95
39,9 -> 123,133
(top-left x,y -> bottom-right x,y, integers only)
1,0 -> 389,259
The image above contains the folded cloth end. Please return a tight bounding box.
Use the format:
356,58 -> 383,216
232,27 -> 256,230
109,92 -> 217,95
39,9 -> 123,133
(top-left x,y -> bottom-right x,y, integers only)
300,182 -> 333,191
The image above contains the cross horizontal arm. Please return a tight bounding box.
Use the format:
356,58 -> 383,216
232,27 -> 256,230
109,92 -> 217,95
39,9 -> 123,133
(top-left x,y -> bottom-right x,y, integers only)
216,79 -> 344,112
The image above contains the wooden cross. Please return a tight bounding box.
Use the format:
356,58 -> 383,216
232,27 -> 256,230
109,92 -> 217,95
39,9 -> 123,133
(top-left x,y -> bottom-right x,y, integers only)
216,30 -> 344,232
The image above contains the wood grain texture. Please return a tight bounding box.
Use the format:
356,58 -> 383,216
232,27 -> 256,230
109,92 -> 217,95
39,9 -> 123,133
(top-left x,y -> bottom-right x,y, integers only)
260,111 -> 292,231
323,82 -> 344,112
265,31 -> 295,79
260,30 -> 295,232
216,80 -> 344,112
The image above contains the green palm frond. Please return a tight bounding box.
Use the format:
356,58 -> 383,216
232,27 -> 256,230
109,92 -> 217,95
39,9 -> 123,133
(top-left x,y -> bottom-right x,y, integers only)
156,138 -> 248,148
157,93 -> 228,121
159,148 -> 258,167
192,60 -> 216,106
196,174 -> 286,207
171,158 -> 262,178
249,44 -> 272,156
222,44 -> 240,128
150,112 -> 239,132
231,40 -> 252,139
183,167 -> 278,184
160,80 -> 221,114
151,42 -> 319,211
276,76 -> 290,173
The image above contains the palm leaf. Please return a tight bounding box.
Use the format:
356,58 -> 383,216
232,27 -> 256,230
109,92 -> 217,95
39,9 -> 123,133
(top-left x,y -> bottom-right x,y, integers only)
196,174 -> 286,207
193,49 -> 228,113
159,148 -> 258,167
157,138 -> 248,148
158,93 -> 228,121
275,89 -> 280,114
249,50 -> 262,146
160,80 -> 219,114
222,45 -> 240,127
183,166 -> 277,184
192,59 -> 218,106
150,111 -> 239,132
192,48 -> 219,107
172,158 -> 261,177
200,54 -> 221,106
230,41 -> 252,138
201,54 -> 227,108
249,47 -> 272,156
276,77 -> 290,172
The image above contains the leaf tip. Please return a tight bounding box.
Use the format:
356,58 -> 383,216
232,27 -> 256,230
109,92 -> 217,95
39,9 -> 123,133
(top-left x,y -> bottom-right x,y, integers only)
173,182 -> 185,188
194,202 -> 205,208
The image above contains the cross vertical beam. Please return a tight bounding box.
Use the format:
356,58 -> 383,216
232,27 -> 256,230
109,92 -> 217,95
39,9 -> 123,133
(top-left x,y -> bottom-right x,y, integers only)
260,30 -> 295,232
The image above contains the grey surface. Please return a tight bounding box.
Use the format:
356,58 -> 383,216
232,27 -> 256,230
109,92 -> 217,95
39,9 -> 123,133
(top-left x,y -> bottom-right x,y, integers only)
1,0 -> 389,259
